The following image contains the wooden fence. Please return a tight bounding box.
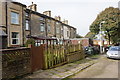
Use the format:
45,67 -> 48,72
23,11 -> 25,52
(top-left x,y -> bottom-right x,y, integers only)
44,45 -> 67,69
44,44 -> 85,69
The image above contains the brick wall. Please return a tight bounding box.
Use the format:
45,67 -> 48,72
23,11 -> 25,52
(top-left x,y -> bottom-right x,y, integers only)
1,48 -> 31,78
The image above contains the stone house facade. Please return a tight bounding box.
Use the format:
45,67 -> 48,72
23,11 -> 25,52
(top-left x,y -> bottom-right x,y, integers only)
0,1 -> 76,48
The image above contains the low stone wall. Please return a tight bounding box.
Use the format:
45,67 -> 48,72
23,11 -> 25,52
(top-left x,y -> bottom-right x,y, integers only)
67,51 -> 85,63
1,48 -> 31,78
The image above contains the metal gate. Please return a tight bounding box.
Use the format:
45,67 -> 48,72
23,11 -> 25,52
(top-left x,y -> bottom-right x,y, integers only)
31,45 -> 45,72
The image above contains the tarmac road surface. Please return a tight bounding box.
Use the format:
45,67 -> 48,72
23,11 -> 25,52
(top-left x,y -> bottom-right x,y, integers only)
71,55 -> 119,78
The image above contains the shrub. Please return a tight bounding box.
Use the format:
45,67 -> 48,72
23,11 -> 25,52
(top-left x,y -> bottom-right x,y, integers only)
25,39 -> 35,47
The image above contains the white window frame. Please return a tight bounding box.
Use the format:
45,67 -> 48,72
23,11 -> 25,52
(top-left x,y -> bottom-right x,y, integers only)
11,12 -> 19,24
11,32 -> 20,45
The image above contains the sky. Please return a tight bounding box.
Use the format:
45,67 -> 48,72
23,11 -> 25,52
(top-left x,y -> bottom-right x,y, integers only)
17,0 -> 119,36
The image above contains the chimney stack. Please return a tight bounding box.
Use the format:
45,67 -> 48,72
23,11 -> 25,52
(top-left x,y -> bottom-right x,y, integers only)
62,19 -> 68,24
55,16 -> 61,21
43,11 -> 51,17
28,2 -> 37,11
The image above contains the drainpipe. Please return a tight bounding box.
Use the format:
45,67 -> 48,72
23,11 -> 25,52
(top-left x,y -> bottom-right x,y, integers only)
54,21 -> 56,37
5,2 -> 9,47
5,2 -> 8,34
29,10 -> 32,36
22,6 -> 24,46
45,18 -> 48,37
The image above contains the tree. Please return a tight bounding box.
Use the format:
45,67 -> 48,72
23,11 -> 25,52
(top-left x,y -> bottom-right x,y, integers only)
85,32 -> 96,39
90,7 -> 120,44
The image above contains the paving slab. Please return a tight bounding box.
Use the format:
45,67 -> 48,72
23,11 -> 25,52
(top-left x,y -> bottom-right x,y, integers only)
26,57 -> 98,79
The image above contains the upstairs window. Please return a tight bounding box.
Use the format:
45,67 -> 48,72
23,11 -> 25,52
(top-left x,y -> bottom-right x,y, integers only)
47,19 -> 51,23
40,23 -> 45,32
61,29 -> 63,35
25,20 -> 29,30
11,12 -> 19,24
67,31 -> 69,37
56,27 -> 59,34
40,17 -> 44,21
47,24 -> 51,32
25,12 -> 29,17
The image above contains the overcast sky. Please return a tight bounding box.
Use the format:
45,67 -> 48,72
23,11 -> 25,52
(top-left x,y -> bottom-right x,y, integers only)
17,0 -> 119,36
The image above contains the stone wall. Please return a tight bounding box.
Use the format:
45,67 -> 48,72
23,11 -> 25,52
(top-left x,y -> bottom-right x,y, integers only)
67,51 -> 85,63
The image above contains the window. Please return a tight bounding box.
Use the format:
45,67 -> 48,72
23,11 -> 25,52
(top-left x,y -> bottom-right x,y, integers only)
67,31 -> 69,37
56,27 -> 59,34
40,23 -> 45,32
47,24 -> 51,32
56,22 -> 60,34
56,22 -> 59,25
47,19 -> 51,23
11,32 -> 19,45
40,17 -> 44,21
25,12 -> 29,17
25,20 -> 29,30
11,12 -> 19,24
61,29 -> 63,35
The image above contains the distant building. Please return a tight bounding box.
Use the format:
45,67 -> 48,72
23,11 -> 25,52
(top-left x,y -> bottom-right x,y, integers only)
0,1 -> 76,48
70,38 -> 93,47
93,39 -> 111,47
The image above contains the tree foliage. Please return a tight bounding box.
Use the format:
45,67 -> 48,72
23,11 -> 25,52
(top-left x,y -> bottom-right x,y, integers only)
85,32 -> 96,39
90,7 -> 120,44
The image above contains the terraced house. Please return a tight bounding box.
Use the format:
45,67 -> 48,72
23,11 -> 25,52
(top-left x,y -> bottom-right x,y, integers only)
0,1 -> 76,48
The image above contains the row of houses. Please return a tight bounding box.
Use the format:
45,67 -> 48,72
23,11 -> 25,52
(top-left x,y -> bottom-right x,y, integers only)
0,1 -> 76,48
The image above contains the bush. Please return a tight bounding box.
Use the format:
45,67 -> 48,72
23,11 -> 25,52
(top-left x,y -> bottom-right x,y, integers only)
25,39 -> 35,47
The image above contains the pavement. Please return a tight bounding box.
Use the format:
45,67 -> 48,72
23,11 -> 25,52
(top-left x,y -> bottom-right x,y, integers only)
25,55 -> 100,79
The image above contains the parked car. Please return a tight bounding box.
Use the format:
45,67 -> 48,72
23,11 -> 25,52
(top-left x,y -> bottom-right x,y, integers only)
105,46 -> 111,53
106,46 -> 120,59
84,46 -> 95,56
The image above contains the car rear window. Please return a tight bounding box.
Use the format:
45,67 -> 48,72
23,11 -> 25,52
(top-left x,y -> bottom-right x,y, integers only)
109,47 -> 120,51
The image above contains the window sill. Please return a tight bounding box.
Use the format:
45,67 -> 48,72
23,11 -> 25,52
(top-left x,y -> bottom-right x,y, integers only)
25,30 -> 30,31
40,31 -> 45,32
10,45 -> 20,47
11,23 -> 20,26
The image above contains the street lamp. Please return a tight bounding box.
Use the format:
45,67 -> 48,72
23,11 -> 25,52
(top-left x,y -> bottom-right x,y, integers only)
99,21 -> 105,54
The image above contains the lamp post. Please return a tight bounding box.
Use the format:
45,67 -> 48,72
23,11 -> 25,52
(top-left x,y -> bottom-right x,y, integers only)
99,21 -> 105,54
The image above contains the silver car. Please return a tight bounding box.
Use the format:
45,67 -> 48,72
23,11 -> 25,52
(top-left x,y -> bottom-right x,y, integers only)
106,46 -> 120,59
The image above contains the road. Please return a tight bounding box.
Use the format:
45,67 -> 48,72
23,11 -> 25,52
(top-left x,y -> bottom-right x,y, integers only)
71,55 -> 119,78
